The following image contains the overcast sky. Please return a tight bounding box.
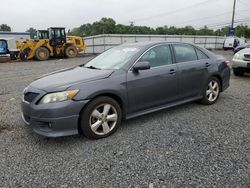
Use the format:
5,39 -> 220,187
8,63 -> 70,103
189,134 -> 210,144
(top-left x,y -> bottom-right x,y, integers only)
0,0 -> 249,32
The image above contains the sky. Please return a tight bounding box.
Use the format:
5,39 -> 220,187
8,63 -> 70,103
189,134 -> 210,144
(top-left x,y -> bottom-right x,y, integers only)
0,0 -> 249,32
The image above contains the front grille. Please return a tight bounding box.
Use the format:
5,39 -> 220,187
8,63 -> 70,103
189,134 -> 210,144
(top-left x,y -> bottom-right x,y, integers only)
244,54 -> 250,59
24,92 -> 39,103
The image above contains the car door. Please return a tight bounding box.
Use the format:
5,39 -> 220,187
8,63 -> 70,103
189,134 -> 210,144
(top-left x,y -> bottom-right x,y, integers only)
173,44 -> 210,99
126,44 -> 178,114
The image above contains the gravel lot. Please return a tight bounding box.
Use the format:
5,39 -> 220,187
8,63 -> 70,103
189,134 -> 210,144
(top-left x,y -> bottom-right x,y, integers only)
0,51 -> 249,188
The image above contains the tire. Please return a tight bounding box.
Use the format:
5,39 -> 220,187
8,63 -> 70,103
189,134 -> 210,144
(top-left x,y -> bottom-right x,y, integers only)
80,96 -> 122,139
233,68 -> 244,77
10,52 -> 17,60
200,77 -> 221,105
65,45 -> 78,58
20,52 -> 28,61
35,47 -> 50,61
20,48 -> 31,61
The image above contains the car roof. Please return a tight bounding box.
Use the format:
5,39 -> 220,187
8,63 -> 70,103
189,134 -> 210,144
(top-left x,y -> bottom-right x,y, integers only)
119,41 -> 216,59
121,41 -> 196,48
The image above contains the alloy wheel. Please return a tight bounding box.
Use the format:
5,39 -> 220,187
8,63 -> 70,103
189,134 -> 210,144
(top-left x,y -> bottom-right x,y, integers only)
89,103 -> 118,136
206,80 -> 219,102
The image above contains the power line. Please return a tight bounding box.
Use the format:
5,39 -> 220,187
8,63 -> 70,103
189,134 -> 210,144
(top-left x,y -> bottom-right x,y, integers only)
132,0 -> 217,23
175,8 -> 250,26
194,17 -> 250,29
175,12 -> 232,26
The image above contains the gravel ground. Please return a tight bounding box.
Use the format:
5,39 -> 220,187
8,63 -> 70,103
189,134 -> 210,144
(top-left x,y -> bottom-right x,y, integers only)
0,51 -> 249,188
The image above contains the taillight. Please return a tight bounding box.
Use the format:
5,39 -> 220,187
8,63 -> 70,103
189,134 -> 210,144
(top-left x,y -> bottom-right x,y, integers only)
224,60 -> 230,67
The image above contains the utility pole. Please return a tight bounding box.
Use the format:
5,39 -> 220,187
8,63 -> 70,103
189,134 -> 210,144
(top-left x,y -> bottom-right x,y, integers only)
231,0 -> 236,28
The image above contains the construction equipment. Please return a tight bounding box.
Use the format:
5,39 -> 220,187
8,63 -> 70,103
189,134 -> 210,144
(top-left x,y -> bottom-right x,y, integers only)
37,30 -> 49,39
16,27 -> 86,61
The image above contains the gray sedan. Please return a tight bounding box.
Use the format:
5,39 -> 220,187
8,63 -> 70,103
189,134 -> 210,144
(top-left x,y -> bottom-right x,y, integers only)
21,42 -> 231,139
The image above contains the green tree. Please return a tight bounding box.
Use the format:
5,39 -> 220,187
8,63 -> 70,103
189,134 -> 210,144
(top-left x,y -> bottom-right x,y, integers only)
215,27 -> 228,36
0,24 -> 11,31
196,26 -> 214,35
155,27 -> 166,34
235,25 -> 250,38
26,27 -> 37,39
69,17 -> 250,38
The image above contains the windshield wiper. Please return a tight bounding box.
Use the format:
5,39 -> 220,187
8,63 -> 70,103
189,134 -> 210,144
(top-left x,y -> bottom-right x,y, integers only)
85,66 -> 101,70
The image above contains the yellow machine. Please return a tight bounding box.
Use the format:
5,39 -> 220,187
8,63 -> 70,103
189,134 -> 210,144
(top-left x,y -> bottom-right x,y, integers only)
16,27 -> 86,61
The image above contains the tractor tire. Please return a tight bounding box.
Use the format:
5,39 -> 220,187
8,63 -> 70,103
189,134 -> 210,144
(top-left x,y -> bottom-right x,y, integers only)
10,52 -> 16,60
20,48 -> 31,61
65,46 -> 78,58
35,47 -> 50,61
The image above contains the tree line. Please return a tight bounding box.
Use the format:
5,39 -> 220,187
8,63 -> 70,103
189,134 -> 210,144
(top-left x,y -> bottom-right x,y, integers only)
1,18 -> 250,38
68,18 -> 250,38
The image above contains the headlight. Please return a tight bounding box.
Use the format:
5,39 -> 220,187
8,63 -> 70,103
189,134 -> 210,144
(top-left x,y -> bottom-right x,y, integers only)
39,90 -> 79,104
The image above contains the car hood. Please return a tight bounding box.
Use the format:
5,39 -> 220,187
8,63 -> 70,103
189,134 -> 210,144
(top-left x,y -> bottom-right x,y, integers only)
30,66 -> 114,92
237,48 -> 250,55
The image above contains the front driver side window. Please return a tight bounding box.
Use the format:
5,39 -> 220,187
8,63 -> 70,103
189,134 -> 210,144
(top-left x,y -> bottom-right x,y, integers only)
138,45 -> 172,67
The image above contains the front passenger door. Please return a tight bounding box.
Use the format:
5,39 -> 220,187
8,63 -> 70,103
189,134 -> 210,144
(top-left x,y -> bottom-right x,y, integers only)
126,45 -> 178,114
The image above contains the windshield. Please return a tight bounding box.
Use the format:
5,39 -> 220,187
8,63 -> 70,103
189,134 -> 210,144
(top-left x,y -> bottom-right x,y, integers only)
85,46 -> 141,70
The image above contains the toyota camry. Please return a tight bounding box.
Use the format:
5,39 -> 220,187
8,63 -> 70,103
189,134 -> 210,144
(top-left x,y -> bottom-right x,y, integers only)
21,42 -> 230,139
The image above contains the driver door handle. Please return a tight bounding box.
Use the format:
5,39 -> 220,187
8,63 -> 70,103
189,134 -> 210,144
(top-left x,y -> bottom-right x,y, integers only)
205,62 -> 211,67
169,69 -> 176,75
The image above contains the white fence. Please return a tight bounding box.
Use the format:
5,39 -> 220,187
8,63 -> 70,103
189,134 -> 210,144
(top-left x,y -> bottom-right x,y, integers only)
0,32 -> 30,42
84,34 -> 228,54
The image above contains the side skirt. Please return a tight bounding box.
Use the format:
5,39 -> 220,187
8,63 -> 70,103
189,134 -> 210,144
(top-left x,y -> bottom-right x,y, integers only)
125,96 -> 202,120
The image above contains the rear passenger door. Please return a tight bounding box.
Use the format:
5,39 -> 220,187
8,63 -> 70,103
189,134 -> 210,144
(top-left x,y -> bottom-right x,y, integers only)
173,44 -> 210,99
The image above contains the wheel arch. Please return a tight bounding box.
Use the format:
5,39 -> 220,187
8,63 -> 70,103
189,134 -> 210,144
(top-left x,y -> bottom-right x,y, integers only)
37,45 -> 51,53
211,74 -> 223,91
77,92 -> 126,134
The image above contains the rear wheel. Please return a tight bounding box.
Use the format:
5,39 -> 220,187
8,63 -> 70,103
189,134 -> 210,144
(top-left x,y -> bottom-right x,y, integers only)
35,47 -> 50,61
233,68 -> 244,77
200,77 -> 221,105
65,45 -> 78,58
80,96 -> 122,139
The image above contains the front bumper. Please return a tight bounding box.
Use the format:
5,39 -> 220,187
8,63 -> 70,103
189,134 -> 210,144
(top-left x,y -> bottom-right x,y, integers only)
232,59 -> 250,69
21,87 -> 89,137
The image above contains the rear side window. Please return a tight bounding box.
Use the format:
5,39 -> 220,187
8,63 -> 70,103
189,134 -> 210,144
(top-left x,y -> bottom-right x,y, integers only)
196,48 -> 209,60
139,45 -> 172,67
174,44 -> 198,63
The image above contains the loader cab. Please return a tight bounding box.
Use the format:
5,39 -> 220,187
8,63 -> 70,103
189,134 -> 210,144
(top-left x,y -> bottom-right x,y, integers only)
48,27 -> 66,46
37,30 -> 49,39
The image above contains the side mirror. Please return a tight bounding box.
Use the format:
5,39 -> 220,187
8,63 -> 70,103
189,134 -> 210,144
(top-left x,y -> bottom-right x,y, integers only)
133,61 -> 150,72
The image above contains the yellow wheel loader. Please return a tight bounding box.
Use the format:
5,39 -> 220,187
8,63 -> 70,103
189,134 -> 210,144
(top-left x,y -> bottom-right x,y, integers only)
16,27 -> 86,61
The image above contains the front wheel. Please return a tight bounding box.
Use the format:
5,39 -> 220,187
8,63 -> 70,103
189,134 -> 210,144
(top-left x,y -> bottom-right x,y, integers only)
35,47 -> 50,61
80,96 -> 122,139
65,46 -> 78,58
200,77 -> 221,105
